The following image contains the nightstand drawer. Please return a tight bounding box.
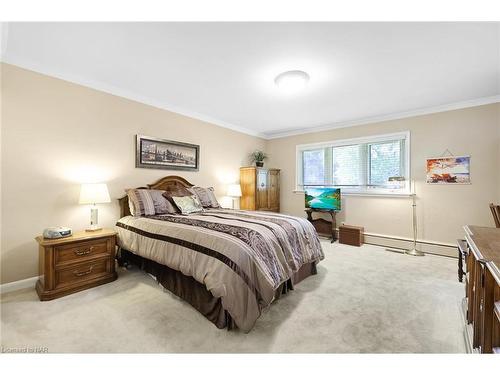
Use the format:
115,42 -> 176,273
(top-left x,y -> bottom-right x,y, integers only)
55,259 -> 110,288
55,239 -> 110,265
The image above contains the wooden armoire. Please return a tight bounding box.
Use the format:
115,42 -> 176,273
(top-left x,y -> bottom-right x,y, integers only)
240,167 -> 280,212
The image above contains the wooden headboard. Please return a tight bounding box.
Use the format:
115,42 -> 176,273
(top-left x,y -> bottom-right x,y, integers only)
118,175 -> 194,218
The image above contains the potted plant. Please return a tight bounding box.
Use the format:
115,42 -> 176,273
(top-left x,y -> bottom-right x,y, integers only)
251,150 -> 267,167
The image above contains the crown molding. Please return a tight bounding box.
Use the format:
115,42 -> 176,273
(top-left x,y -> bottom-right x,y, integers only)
264,95 -> 500,139
1,55 -> 267,139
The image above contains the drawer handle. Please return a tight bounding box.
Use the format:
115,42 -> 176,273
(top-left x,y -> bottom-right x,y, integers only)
73,266 -> 93,277
74,246 -> 94,256
261,183 -> 265,187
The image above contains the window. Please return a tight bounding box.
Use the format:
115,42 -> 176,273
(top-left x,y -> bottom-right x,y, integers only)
302,149 -> 325,186
332,144 -> 363,186
296,132 -> 410,195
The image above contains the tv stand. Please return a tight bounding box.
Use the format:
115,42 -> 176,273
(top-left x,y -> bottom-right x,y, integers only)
305,208 -> 337,243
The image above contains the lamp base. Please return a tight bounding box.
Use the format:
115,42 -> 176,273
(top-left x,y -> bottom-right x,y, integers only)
86,207 -> 102,232
85,225 -> 103,232
405,248 -> 425,256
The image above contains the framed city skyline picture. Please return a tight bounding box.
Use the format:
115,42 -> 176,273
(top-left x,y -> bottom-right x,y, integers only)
426,155 -> 470,184
136,135 -> 200,171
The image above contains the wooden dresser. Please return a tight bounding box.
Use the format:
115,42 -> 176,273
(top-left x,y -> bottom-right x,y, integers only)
240,167 -> 280,212
36,229 -> 118,301
458,225 -> 500,353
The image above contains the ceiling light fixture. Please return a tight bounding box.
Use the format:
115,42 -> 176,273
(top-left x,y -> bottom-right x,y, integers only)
274,70 -> 310,93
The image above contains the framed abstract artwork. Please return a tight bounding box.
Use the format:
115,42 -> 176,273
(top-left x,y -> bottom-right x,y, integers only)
426,156 -> 470,184
136,135 -> 200,171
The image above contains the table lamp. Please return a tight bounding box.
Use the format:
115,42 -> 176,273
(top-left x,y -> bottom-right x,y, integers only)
79,183 -> 111,231
227,184 -> 242,209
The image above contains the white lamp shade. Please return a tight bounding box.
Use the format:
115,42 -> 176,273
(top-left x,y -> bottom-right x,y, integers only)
79,183 -> 111,204
227,184 -> 242,197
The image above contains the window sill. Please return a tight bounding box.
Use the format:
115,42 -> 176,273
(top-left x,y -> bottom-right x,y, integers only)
293,190 -> 412,197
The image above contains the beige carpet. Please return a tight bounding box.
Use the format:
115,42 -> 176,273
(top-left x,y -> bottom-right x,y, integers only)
0,241 -> 465,353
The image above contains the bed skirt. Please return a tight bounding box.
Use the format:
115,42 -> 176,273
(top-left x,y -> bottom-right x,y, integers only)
118,248 -> 317,331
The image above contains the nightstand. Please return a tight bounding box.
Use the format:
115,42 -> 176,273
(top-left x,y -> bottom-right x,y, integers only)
35,229 -> 118,301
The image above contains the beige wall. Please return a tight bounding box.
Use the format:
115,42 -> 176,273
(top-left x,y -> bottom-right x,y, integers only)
0,63 -> 266,284
266,103 -> 500,247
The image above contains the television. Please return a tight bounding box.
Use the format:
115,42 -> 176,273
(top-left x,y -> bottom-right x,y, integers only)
305,188 -> 341,211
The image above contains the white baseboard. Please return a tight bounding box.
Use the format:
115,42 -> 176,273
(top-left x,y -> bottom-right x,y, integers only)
0,276 -> 38,295
361,233 -> 457,257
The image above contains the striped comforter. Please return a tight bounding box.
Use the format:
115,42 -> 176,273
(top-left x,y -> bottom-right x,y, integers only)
116,209 -> 324,332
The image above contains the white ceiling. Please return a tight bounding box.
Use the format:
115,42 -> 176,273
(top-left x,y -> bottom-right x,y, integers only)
2,22 -> 499,138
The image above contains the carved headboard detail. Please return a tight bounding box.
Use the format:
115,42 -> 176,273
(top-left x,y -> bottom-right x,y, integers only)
118,175 -> 194,218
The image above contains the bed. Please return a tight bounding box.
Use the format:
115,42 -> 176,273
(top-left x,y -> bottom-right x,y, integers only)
116,176 -> 324,332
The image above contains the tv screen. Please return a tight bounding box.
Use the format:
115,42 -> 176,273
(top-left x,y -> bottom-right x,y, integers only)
305,188 -> 341,210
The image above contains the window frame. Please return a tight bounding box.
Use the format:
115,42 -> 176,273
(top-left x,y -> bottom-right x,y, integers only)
295,131 -> 411,196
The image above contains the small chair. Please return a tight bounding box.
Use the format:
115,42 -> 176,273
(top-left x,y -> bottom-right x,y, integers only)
490,203 -> 500,228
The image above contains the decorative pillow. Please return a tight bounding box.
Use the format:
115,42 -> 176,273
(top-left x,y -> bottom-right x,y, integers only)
162,187 -> 193,213
148,189 -> 177,215
190,186 -> 221,208
127,189 -> 176,216
164,184 -> 192,197
206,187 -> 221,208
171,195 -> 204,215
189,186 -> 211,207
127,189 -> 155,216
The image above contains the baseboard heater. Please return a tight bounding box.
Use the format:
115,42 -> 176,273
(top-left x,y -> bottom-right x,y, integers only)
331,229 -> 457,258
